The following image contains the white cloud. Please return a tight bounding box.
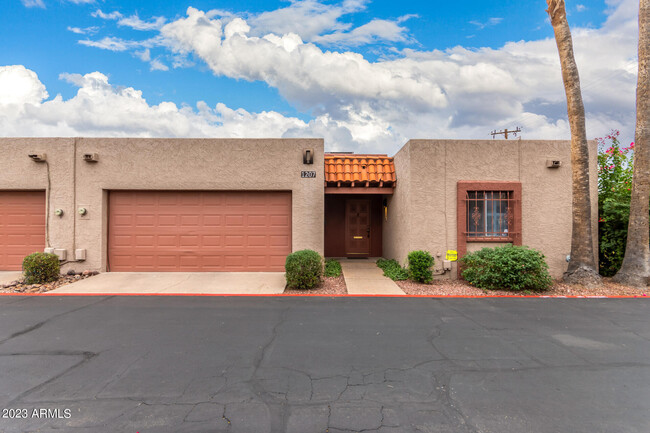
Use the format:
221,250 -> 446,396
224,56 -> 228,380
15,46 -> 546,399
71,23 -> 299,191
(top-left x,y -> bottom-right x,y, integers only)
67,26 -> 99,35
21,0 -> 45,8
0,65 -> 48,105
312,17 -> 413,46
79,36 -> 162,52
469,17 -> 504,30
10,0 -> 643,153
118,14 -> 167,31
149,58 -> 169,71
92,9 -> 123,20
248,0 -> 368,41
576,5 -> 587,12
0,67 -> 307,138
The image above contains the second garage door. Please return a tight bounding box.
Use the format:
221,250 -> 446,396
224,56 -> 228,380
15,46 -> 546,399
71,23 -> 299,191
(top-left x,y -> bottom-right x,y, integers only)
0,191 -> 46,270
109,191 -> 291,271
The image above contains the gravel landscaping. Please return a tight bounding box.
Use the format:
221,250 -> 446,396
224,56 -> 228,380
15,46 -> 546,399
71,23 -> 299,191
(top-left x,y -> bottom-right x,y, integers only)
397,277 -> 649,297
284,275 -> 347,295
0,271 -> 99,294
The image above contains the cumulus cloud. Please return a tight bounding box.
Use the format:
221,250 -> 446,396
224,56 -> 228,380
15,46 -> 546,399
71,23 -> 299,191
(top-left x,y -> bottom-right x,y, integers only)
11,0 -> 643,153
0,65 -> 48,105
312,17 -> 413,46
0,66 -> 308,138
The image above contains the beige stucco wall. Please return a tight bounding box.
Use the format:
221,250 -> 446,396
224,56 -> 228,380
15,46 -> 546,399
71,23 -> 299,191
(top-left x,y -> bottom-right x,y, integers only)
384,139 -> 598,279
0,137 -> 324,272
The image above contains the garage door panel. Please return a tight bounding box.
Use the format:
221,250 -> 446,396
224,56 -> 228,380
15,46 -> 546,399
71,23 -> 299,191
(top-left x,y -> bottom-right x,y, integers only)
0,191 -> 46,270
109,191 -> 291,271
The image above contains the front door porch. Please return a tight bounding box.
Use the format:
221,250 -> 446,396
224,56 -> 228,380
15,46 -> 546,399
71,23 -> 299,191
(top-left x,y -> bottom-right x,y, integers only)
324,194 -> 384,258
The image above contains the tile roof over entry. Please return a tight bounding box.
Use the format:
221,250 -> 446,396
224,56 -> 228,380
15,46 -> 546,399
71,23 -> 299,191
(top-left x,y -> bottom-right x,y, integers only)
324,154 -> 396,189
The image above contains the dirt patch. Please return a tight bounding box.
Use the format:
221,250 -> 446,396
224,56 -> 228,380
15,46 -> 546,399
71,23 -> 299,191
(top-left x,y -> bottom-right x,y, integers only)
397,277 -> 648,297
284,275 -> 347,295
0,271 -> 99,294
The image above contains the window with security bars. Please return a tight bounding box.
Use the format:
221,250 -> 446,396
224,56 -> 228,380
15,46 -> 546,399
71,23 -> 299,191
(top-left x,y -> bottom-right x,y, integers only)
466,191 -> 514,238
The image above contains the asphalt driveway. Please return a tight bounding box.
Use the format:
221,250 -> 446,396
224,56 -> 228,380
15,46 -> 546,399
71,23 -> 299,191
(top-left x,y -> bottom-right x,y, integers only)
0,296 -> 648,433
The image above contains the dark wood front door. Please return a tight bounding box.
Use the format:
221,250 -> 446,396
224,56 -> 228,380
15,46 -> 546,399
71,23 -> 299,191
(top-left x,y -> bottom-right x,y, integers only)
345,199 -> 371,255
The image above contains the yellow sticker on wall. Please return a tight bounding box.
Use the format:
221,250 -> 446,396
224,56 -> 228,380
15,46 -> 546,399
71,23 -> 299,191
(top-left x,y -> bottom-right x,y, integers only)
446,250 -> 458,261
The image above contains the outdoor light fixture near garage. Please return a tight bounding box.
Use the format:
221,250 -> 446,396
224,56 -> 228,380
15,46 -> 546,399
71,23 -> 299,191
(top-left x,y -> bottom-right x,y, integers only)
28,153 -> 46,162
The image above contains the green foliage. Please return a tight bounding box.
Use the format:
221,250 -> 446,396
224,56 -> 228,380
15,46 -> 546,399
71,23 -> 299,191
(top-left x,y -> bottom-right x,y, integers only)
285,250 -> 323,290
459,245 -> 552,292
376,258 -> 408,281
22,252 -> 60,284
597,130 -> 636,276
324,259 -> 342,277
407,250 -> 434,283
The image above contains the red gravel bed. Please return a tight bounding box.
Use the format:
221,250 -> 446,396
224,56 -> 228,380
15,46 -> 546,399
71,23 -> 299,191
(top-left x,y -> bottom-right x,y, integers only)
397,277 -> 649,297
284,275 -> 347,295
0,271 -> 98,294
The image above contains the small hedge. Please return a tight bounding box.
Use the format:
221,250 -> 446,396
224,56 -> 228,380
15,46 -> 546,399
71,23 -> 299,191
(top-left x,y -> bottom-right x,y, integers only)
460,245 -> 553,292
324,259 -> 342,277
23,252 -> 60,284
407,250 -> 434,283
376,258 -> 408,281
285,249 -> 323,290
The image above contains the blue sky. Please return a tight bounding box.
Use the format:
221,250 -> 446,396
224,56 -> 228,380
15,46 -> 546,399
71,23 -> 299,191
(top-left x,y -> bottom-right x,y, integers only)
0,0 -> 638,153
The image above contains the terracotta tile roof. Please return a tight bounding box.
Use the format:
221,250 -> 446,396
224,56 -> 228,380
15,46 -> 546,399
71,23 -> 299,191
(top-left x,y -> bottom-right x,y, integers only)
324,153 -> 396,187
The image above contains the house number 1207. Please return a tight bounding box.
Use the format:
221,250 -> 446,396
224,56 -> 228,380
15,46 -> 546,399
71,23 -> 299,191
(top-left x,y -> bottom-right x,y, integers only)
301,171 -> 316,178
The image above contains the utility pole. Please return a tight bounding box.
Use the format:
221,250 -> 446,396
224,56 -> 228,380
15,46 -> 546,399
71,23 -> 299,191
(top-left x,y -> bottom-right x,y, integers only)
490,127 -> 521,139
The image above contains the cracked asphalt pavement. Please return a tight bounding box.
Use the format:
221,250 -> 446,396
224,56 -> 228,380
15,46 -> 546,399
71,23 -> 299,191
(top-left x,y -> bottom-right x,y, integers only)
0,296 -> 649,432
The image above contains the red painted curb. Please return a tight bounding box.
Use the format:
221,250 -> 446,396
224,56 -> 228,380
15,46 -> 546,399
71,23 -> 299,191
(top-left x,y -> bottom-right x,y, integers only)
0,293 -> 647,298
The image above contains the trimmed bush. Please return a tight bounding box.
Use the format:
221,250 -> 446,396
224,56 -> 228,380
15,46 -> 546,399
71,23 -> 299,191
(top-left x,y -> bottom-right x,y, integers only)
376,258 -> 408,281
460,245 -> 552,292
285,249 -> 323,290
22,252 -> 60,284
324,259 -> 342,277
407,250 -> 434,283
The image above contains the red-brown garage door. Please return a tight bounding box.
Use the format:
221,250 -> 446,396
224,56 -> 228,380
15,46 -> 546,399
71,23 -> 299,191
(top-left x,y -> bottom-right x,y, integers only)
108,191 -> 292,271
0,191 -> 46,270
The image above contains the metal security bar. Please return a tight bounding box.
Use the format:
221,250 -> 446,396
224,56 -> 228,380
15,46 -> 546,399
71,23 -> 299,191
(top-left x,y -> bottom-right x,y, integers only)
466,191 -> 515,239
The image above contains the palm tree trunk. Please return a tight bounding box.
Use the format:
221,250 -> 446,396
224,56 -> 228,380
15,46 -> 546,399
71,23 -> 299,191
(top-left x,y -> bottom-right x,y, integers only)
613,0 -> 650,288
546,0 -> 601,286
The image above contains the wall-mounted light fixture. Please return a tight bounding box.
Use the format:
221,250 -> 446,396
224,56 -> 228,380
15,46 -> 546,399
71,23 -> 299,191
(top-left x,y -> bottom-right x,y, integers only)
28,154 -> 46,162
303,149 -> 314,164
83,153 -> 99,163
54,208 -> 64,217
78,207 -> 88,216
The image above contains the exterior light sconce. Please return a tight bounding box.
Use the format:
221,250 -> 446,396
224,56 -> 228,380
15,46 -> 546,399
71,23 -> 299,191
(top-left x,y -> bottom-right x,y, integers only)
78,207 -> 88,216
54,208 -> 64,217
303,149 -> 314,164
83,153 -> 99,163
383,198 -> 388,221
28,154 -> 47,162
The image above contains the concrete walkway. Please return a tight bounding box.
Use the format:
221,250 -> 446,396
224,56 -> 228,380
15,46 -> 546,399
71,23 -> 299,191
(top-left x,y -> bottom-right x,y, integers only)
339,258 -> 405,295
0,271 -> 22,286
49,272 -> 287,294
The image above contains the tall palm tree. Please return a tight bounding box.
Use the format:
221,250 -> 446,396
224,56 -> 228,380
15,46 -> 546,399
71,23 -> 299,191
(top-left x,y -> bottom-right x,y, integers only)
546,0 -> 601,286
613,0 -> 650,288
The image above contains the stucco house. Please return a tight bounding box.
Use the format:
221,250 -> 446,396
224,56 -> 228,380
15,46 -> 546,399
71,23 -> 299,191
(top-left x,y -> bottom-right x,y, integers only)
0,137 -> 597,279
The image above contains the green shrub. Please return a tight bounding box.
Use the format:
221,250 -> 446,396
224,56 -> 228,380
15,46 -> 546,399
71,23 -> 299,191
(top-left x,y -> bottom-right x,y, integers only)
376,258 -> 408,281
22,252 -> 60,284
285,250 -> 323,290
460,245 -> 552,292
324,259 -> 342,277
407,250 -> 434,283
